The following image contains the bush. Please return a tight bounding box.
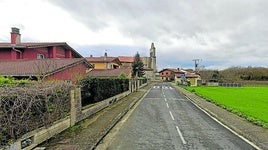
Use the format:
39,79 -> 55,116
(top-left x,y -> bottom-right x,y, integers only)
0,82 -> 71,146
0,76 -> 31,87
79,77 -> 129,106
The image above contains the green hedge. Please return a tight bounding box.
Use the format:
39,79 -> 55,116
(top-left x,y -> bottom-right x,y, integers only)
79,77 -> 129,106
0,76 -> 30,87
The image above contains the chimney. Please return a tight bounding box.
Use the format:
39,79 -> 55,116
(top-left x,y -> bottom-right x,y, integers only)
11,27 -> 21,44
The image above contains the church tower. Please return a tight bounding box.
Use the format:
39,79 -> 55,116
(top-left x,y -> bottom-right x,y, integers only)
150,43 -> 157,73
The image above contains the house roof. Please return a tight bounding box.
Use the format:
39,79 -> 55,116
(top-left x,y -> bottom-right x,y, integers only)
87,68 -> 132,77
0,58 -> 92,77
118,56 -> 134,63
0,42 -> 83,58
159,68 -> 186,74
175,73 -> 200,78
86,56 -> 122,65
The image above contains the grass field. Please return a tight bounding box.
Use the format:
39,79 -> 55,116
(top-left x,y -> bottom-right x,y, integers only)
185,86 -> 268,128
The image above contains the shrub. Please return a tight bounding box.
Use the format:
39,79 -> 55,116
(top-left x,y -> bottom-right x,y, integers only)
79,77 -> 129,106
0,76 -> 31,87
0,82 -> 71,146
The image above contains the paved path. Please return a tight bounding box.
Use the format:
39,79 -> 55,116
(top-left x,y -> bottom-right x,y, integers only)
102,82 -> 257,150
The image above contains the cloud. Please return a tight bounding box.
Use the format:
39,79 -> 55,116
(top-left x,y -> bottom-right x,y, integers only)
2,0 -> 268,69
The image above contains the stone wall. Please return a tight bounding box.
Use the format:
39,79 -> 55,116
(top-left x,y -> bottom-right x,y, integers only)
3,79 -> 146,150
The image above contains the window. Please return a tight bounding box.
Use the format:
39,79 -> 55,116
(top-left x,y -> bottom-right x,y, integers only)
37,54 -> 44,59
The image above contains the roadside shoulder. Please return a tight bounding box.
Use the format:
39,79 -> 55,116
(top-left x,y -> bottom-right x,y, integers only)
173,84 -> 268,150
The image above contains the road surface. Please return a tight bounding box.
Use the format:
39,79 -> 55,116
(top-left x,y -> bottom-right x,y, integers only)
105,82 -> 256,150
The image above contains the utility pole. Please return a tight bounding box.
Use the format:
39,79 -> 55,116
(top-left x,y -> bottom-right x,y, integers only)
193,59 -> 201,73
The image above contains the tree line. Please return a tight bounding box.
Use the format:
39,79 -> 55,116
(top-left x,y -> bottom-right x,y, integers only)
199,66 -> 268,83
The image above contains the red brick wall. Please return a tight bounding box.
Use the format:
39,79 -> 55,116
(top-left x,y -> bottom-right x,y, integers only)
56,47 -> 66,58
44,62 -> 87,84
0,49 -> 12,59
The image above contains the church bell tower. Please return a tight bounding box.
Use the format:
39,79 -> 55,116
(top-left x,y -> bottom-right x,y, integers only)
150,43 -> 156,73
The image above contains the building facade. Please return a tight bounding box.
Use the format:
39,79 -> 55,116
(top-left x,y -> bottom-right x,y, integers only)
0,58 -> 92,83
0,28 -> 82,60
86,53 -> 121,69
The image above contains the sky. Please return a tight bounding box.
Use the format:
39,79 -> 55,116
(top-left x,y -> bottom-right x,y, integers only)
1,0 -> 268,71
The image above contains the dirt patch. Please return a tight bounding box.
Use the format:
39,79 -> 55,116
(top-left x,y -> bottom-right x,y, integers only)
39,82 -> 155,150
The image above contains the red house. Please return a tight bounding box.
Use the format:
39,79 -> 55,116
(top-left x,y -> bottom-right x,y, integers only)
0,27 -> 82,60
0,28 -> 93,83
159,68 -> 185,81
0,58 -> 92,83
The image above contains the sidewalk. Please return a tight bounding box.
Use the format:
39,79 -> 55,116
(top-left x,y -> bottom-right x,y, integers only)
38,82 -> 155,150
175,85 -> 268,150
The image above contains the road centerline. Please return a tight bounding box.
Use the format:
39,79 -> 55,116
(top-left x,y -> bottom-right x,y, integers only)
166,103 -> 169,108
169,111 -> 175,121
176,126 -> 187,145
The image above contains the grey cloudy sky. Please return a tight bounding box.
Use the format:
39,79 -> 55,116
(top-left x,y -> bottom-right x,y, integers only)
1,0 -> 268,70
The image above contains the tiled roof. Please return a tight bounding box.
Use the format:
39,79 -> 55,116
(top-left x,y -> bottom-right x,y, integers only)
159,68 -> 186,74
185,73 -> 200,78
0,42 -> 83,58
86,56 -> 117,63
175,73 -> 200,78
118,56 -> 134,63
87,68 -> 132,77
0,58 -> 92,77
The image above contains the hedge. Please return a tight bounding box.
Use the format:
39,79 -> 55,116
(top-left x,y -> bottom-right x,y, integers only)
79,77 -> 129,106
0,82 -> 71,146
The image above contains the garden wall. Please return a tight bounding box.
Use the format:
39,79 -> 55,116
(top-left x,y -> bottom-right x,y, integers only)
3,79 -> 147,150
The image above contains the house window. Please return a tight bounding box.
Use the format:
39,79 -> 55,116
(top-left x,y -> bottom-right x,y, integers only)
37,54 -> 44,59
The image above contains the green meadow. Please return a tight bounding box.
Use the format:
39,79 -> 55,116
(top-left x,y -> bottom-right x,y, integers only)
185,86 -> 268,128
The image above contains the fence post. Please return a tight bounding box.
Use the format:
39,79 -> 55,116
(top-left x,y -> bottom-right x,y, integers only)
135,79 -> 138,91
70,87 -> 82,126
129,79 -> 132,93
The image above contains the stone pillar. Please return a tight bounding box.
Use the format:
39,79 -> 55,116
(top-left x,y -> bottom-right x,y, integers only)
70,87 -> 82,126
129,79 -> 132,93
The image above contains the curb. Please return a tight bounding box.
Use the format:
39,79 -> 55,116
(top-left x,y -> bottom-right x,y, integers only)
90,83 -> 155,150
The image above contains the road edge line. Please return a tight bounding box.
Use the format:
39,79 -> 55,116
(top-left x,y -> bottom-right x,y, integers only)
185,95 -> 261,150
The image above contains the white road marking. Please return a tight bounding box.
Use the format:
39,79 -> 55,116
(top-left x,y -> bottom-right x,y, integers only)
176,126 -> 187,145
164,98 -> 167,102
169,111 -> 175,120
185,96 -> 261,150
163,94 -> 166,98
166,103 -> 169,108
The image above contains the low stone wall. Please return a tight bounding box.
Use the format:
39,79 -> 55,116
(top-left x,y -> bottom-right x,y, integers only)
5,117 -> 70,150
78,91 -> 130,123
3,80 -> 147,150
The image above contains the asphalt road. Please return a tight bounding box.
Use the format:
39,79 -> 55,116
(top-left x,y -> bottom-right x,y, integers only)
105,82 -> 256,150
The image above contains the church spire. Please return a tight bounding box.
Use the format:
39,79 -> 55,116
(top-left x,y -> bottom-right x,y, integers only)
150,42 -> 156,58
